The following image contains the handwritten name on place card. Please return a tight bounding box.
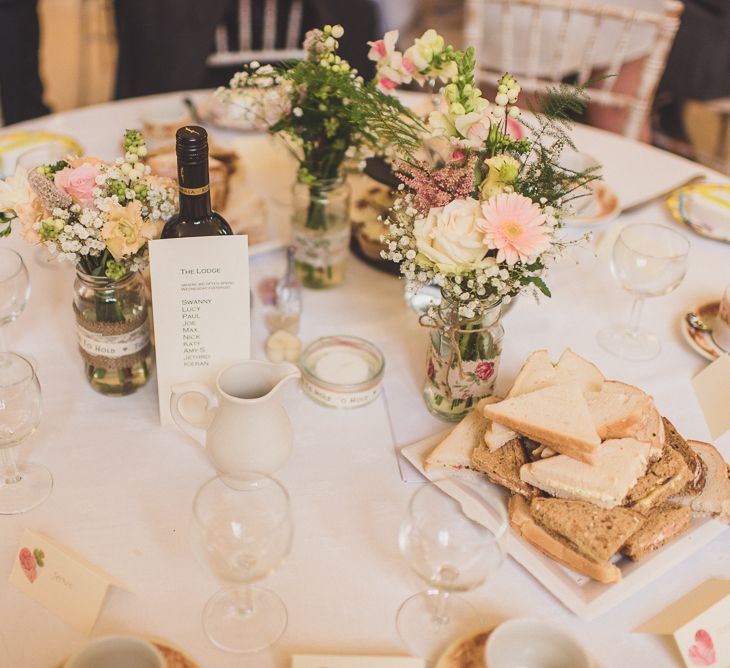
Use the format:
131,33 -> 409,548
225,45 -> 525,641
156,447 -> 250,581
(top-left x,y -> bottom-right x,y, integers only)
9,529 -> 119,634
291,655 -> 424,668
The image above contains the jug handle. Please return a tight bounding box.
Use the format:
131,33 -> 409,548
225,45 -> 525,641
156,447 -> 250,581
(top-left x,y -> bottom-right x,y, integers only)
169,382 -> 219,448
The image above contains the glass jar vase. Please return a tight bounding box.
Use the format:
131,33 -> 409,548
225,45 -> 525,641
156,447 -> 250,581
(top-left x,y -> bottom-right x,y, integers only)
73,271 -> 153,396
422,297 -> 504,422
291,176 -> 351,289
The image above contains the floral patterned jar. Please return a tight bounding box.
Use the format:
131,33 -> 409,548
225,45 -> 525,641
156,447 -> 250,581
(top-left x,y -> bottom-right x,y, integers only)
291,175 -> 351,289
73,271 -> 153,396
422,296 -> 504,422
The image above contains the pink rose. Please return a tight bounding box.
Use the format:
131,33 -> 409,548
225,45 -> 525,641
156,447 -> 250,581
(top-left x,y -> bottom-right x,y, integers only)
475,361 -> 494,381
450,151 -> 466,162
54,163 -> 99,204
18,548 -> 37,583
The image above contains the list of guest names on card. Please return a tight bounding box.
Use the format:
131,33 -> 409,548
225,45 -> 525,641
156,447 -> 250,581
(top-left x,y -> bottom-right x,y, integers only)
179,267 -> 235,368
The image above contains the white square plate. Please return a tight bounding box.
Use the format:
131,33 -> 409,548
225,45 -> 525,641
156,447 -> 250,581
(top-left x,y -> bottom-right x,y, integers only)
401,433 -> 727,620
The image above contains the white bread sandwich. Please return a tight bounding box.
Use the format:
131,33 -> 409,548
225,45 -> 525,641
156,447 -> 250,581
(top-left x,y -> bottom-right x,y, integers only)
585,382 -> 652,440
672,440 -> 730,522
520,438 -> 651,509
551,348 -> 604,392
483,383 -> 601,463
622,504 -> 692,561
483,350 -> 556,452
508,495 -> 642,584
424,398 -> 498,476
632,405 -> 665,462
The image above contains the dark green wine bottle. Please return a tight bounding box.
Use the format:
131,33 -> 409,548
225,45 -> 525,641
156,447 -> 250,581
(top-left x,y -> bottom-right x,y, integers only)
161,125 -> 233,238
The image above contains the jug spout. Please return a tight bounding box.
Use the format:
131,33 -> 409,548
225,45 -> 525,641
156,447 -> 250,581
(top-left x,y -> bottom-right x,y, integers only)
216,359 -> 300,404
266,361 -> 301,395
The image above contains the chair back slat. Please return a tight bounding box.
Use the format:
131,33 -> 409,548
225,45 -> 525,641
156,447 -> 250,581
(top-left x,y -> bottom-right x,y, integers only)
550,5 -> 573,83
466,0 -> 684,140
600,15 -> 636,91
238,0 -> 252,52
263,0 -> 277,50
500,1 -> 514,74
576,10 -> 603,85
525,4 -> 542,81
215,23 -> 229,54
286,0 -> 303,49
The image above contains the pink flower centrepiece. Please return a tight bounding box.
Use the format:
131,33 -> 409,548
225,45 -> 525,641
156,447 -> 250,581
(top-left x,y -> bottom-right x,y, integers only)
474,361 -> 495,381
54,163 -> 100,204
478,192 -> 550,266
18,548 -> 37,583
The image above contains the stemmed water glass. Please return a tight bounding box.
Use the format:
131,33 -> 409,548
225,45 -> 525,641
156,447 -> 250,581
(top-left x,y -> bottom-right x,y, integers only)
191,472 -> 293,653
397,481 -> 506,661
0,249 -> 30,351
598,223 -> 690,361
0,352 -> 51,514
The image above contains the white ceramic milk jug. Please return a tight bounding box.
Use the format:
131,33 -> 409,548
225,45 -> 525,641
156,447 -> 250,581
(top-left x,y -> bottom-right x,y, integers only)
170,360 -> 300,476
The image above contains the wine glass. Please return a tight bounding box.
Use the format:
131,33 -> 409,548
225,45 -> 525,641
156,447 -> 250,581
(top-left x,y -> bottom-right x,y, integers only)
0,249 -> 30,351
598,223 -> 690,361
0,352 -> 51,514
191,472 -> 293,653
396,481 -> 506,662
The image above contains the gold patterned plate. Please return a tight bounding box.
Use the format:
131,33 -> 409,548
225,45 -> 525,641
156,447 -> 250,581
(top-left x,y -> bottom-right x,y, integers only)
681,301 -> 723,362
667,184 -> 730,243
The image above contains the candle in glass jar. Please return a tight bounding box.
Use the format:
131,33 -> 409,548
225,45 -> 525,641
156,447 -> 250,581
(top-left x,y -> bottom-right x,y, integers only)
300,336 -> 385,408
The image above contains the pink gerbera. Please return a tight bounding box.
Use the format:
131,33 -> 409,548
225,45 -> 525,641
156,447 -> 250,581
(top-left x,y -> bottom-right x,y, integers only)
478,192 -> 550,266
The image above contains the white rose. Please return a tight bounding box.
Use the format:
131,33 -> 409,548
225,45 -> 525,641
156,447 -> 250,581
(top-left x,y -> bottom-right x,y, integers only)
413,198 -> 493,271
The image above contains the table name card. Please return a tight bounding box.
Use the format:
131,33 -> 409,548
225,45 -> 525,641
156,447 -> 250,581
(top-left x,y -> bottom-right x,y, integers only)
149,236 -> 251,425
9,529 -> 120,634
636,579 -> 730,668
291,655 -> 424,668
693,353 -> 730,439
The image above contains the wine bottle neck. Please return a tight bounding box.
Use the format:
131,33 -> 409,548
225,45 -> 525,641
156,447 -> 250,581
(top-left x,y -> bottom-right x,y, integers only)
177,159 -> 212,219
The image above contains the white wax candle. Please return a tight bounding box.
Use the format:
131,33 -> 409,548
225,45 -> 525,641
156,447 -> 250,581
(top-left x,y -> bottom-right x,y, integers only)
314,346 -> 372,385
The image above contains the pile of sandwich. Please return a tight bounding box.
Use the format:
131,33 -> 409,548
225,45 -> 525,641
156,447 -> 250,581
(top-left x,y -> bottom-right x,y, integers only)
426,349 -> 730,584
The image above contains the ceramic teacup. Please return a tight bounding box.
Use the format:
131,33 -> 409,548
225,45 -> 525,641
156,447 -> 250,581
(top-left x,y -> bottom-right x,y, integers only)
485,617 -> 591,668
559,150 -> 601,217
65,635 -> 165,668
712,284 -> 730,352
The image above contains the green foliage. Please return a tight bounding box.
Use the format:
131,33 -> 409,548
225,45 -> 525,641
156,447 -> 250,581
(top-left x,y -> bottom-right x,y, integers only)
0,211 -> 13,238
270,59 -> 424,180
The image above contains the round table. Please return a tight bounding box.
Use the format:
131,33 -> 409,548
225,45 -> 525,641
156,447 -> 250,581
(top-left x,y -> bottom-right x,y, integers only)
0,91 -> 728,668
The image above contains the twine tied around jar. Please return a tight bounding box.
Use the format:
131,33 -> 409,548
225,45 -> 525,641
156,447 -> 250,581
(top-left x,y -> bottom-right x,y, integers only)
419,310 -> 495,380
73,303 -> 151,370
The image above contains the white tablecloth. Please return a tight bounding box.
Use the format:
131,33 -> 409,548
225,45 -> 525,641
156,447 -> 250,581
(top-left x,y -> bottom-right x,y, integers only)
0,91 -> 728,668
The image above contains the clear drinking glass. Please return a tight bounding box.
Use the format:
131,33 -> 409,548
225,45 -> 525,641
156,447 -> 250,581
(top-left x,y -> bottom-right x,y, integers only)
598,223 -> 690,361
0,249 -> 30,351
191,472 -> 293,653
397,481 -> 506,661
0,352 -> 51,514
